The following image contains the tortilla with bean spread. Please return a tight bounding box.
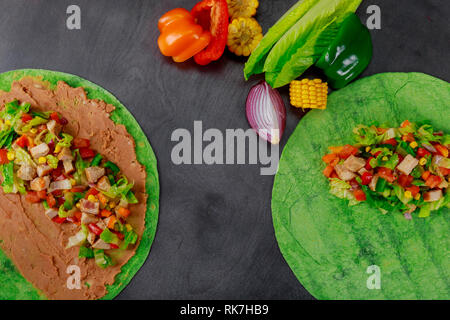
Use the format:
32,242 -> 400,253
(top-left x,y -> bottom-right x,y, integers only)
0,69 -> 159,300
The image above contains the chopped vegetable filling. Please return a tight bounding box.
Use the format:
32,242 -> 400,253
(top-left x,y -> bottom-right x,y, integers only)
322,121 -> 449,218
0,100 -> 140,267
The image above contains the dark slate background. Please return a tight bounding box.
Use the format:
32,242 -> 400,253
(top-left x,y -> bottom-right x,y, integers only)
0,0 -> 447,299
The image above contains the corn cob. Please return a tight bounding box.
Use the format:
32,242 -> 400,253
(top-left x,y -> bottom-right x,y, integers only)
289,79 -> 328,109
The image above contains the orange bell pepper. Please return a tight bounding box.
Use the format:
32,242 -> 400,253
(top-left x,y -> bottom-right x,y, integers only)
158,8 -> 211,63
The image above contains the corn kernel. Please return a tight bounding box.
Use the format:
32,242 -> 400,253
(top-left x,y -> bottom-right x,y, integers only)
109,202 -> 116,209
125,224 -> 132,232
419,157 -> 427,166
87,195 -> 97,202
5,120 -> 11,126
365,146 -> 371,152
414,193 -> 421,200
38,157 -> 47,164
404,191 -> 412,199
382,156 -> 388,161
54,145 -> 62,153
76,203 -> 81,209
30,128 -> 37,134
410,141 -> 418,149
7,151 -> 15,161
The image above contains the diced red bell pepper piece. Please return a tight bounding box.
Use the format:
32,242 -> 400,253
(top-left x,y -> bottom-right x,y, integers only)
416,147 -> 431,158
425,175 -> 442,188
25,191 -> 42,203
439,167 -> 450,176
88,223 -> 103,236
73,138 -> 90,149
52,216 -> 66,224
21,113 -> 33,123
377,167 -> 396,183
79,147 -> 95,159
406,186 -> 420,197
383,138 -> 398,147
365,157 -> 374,170
191,0 -> 229,65
85,188 -> 99,199
398,174 -> 413,188
109,243 -> 119,249
361,171 -> 373,185
323,165 -> 334,178
16,135 -> 29,148
46,193 -> 57,208
37,190 -> 47,200
435,144 -> 449,158
353,189 -> 366,201
0,149 -> 9,165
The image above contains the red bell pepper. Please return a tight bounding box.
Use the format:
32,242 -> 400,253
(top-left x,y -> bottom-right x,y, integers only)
25,191 -> 42,203
21,113 -> 33,123
79,147 -> 96,159
73,138 -> 90,149
353,189 -> 366,201
191,0 -> 229,65
0,149 -> 9,164
16,135 -> 29,148
88,223 -> 103,236
361,171 -> 373,185
52,216 -> 66,224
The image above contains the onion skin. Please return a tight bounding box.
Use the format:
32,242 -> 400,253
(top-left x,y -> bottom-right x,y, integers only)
246,81 -> 286,144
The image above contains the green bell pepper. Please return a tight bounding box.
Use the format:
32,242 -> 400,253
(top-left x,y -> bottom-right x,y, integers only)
316,13 -> 372,89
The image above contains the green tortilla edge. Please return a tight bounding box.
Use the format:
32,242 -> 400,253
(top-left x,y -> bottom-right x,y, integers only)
272,72 -> 449,300
0,69 -> 159,300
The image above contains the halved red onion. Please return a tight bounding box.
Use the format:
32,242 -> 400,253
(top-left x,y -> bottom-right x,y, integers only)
246,81 -> 286,144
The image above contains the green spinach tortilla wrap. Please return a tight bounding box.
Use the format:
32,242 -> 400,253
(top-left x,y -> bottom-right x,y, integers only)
0,69 -> 159,300
272,72 -> 449,299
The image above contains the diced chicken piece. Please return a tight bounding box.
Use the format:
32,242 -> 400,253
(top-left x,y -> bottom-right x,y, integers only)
438,179 -> 448,189
30,176 -> 50,191
87,232 -> 96,245
92,239 -> 111,250
96,219 -> 107,230
334,164 -> 356,181
48,179 -> 72,192
423,190 -> 443,202
58,147 -> 74,161
97,176 -> 111,191
63,159 -> 74,174
45,208 -> 58,220
396,154 -> 419,175
37,164 -> 52,177
81,212 -> 98,225
343,155 -> 366,172
358,167 -> 368,176
369,175 -> 379,192
17,164 -> 37,181
85,166 -> 105,183
79,199 -> 100,215
30,143 -> 49,159
47,120 -> 62,135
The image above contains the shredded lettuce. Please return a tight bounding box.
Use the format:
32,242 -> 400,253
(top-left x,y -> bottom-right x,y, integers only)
56,133 -> 73,149
94,249 -> 114,268
328,178 -> 358,206
21,116 -> 48,133
13,148 -> 36,167
120,228 -> 138,250
45,155 -> 58,169
101,177 -> 137,203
